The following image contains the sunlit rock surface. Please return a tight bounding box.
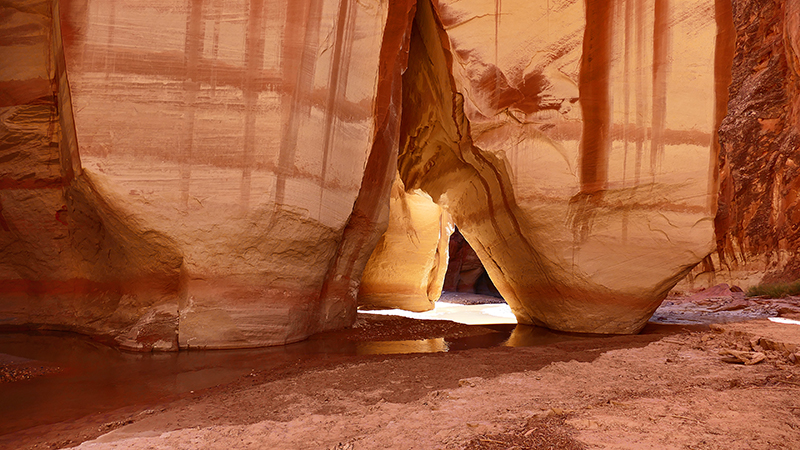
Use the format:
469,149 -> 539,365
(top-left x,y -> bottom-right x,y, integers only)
358,173 -> 452,312
6,0 -> 798,344
398,0 -> 721,333
0,0 -> 417,349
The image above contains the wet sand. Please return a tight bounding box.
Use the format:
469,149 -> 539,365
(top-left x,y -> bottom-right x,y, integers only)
1,293 -> 799,449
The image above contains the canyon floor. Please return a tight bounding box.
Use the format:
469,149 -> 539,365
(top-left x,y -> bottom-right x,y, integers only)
1,291 -> 800,450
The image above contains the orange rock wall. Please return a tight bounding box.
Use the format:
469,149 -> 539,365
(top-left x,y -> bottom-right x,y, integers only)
3,0 -> 800,346
0,0 -> 183,350
0,0 -> 415,349
358,173 -> 452,312
396,0 -> 721,333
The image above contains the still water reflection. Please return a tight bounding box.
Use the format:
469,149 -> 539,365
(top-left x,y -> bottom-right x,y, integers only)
0,323 -> 614,437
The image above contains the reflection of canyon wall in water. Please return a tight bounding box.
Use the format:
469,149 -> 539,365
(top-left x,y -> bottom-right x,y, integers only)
707,0 -> 800,287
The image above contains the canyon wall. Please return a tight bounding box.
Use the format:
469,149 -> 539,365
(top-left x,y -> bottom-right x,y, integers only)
0,0 -> 416,349
2,0 -> 799,346
395,0 -> 720,333
708,0 -> 800,287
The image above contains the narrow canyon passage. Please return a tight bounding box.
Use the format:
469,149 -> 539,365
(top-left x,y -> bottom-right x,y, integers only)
0,0 -> 794,346
368,0 -> 722,334
2,0 -> 800,448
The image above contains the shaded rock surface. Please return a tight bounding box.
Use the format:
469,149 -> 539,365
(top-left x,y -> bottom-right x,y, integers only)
710,0 -> 800,286
442,228 -> 501,297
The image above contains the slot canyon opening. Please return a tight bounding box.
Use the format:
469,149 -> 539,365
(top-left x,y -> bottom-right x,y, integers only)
356,0 -> 740,335
442,228 -> 503,300
358,222 -> 515,326
355,0 -> 523,326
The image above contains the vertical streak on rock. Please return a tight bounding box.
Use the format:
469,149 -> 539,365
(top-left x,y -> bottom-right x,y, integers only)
320,0 -> 356,190
579,0 -> 613,194
634,0 -> 645,184
104,0 -> 116,76
275,0 -> 324,207
180,0 -> 204,209
650,0 -> 669,177
712,0 -> 733,218
495,0 -> 501,92
240,0 -> 266,210
210,0 -> 222,97
623,0 -> 633,187
53,0 -> 82,181
622,0 -> 634,242
317,0 -> 417,331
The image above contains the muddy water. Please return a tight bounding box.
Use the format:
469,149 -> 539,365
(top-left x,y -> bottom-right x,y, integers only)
0,319 -> 696,438
0,331 -> 299,436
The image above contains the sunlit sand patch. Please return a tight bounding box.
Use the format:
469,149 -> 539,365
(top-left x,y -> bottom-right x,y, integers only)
359,301 -> 517,325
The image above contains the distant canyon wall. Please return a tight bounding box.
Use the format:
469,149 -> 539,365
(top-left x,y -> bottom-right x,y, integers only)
0,0 -> 798,347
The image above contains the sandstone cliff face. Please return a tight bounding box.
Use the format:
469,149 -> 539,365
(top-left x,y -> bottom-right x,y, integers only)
4,0 -> 798,346
0,0 -> 415,349
0,1 -> 183,350
713,0 -> 800,285
396,0 -> 719,333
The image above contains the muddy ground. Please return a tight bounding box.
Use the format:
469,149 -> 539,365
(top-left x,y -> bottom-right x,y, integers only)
1,292 -> 800,450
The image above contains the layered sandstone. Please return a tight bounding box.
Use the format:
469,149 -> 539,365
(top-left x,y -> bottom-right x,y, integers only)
711,0 -> 800,285
0,1 -> 184,350
7,0 -> 798,345
0,0 -> 416,349
397,0 -> 721,333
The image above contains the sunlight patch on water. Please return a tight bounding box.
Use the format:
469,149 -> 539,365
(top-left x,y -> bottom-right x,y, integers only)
356,338 -> 449,355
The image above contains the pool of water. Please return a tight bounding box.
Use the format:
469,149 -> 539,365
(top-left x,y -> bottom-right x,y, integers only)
0,331 -> 293,436
0,317 -> 692,438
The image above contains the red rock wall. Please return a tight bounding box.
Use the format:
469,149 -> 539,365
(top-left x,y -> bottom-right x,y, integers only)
397,0 -> 719,334
0,1 -> 185,350
714,0 -> 800,284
